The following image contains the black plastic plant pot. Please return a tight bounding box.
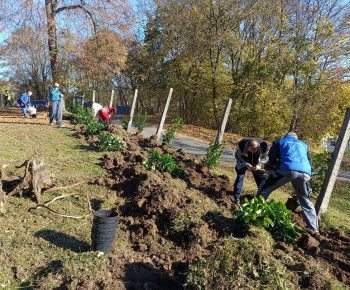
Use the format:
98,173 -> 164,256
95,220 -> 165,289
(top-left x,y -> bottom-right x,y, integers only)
91,210 -> 118,255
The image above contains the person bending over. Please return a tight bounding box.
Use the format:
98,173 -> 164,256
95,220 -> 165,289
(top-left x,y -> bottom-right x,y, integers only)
233,138 -> 269,204
257,132 -> 318,232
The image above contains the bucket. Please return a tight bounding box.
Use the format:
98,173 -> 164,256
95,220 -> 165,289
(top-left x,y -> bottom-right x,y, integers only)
91,210 -> 118,254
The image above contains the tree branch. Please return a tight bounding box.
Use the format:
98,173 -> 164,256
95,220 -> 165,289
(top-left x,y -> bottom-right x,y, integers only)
55,4 -> 97,33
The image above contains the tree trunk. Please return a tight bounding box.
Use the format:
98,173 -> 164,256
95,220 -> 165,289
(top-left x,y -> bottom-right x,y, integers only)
45,0 -> 58,82
212,76 -> 219,127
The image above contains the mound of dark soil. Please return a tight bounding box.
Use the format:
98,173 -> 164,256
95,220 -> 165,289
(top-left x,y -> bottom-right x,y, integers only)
85,128 -> 350,289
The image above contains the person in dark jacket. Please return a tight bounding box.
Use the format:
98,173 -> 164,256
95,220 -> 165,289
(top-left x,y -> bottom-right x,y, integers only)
257,132 -> 318,232
17,91 -> 32,117
233,138 -> 269,204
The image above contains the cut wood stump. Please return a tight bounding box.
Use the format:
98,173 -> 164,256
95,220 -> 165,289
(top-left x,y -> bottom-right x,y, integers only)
0,188 -> 5,214
6,160 -> 52,203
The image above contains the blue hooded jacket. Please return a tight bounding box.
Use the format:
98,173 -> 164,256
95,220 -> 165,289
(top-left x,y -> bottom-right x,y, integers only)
48,88 -> 62,102
269,135 -> 312,175
18,93 -> 31,106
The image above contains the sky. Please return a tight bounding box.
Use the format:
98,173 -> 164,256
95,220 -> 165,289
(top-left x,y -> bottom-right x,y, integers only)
0,0 -> 147,81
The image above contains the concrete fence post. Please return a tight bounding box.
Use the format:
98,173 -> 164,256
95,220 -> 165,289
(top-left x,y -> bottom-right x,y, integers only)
156,88 -> 173,142
109,90 -> 115,108
315,107 -> 350,217
214,98 -> 233,148
127,89 -> 138,133
61,95 -> 67,113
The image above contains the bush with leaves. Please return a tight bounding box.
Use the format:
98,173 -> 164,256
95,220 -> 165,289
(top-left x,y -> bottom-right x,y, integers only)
202,141 -> 225,171
310,151 -> 332,195
97,133 -> 123,151
162,117 -> 184,144
134,112 -> 148,132
67,104 -> 93,125
122,117 -> 131,130
143,150 -> 186,179
235,196 -> 304,244
86,121 -> 107,136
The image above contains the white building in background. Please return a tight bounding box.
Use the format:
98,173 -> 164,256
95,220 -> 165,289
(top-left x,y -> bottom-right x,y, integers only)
324,137 -> 350,152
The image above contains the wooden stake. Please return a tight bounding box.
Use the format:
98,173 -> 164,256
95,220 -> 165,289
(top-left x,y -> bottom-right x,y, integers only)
156,88 -> 173,141
127,89 -> 138,133
92,90 -> 96,103
109,90 -> 115,108
315,107 -> 350,216
214,98 -> 233,148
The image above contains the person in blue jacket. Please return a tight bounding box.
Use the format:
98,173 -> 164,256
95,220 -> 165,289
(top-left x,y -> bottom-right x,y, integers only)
17,91 -> 33,117
257,132 -> 318,232
47,83 -> 64,127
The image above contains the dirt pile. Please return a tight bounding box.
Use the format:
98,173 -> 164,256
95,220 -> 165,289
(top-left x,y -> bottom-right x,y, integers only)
78,123 -> 349,289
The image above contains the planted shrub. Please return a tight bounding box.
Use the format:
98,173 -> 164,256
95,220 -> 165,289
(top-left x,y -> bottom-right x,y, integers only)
62,114 -> 75,120
134,112 -> 148,132
68,105 -> 93,125
122,117 -> 131,130
143,150 -> 186,179
86,121 -> 107,136
202,141 -> 225,171
162,117 -> 184,144
97,133 -> 123,151
235,196 -> 304,244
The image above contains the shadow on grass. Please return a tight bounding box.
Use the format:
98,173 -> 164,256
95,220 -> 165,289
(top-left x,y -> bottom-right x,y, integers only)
35,229 -> 90,253
76,144 -> 99,151
124,262 -> 185,290
90,198 -> 104,211
18,260 -> 66,289
202,211 -> 241,237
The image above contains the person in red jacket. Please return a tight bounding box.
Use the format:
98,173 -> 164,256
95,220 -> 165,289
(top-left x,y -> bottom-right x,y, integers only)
98,106 -> 116,123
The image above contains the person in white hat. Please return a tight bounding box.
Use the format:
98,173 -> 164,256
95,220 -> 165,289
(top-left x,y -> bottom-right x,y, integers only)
47,83 -> 64,127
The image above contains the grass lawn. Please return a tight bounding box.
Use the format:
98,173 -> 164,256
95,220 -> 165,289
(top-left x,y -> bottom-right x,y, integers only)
0,123 -> 119,288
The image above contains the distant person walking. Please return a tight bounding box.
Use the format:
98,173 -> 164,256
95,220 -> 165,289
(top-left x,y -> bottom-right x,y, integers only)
233,138 -> 269,204
257,132 -> 318,232
17,91 -> 32,117
47,83 -> 64,127
4,90 -> 12,107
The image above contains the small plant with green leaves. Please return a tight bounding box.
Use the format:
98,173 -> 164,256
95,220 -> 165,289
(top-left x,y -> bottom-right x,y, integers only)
69,105 -> 93,125
85,121 -> 107,136
235,196 -> 304,244
122,116 -> 131,130
143,150 -> 186,179
162,117 -> 184,144
134,112 -> 148,132
202,141 -> 225,171
310,151 -> 332,195
97,133 -> 124,151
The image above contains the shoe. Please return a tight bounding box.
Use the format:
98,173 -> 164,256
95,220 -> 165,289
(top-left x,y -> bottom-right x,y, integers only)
50,123 -> 53,126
